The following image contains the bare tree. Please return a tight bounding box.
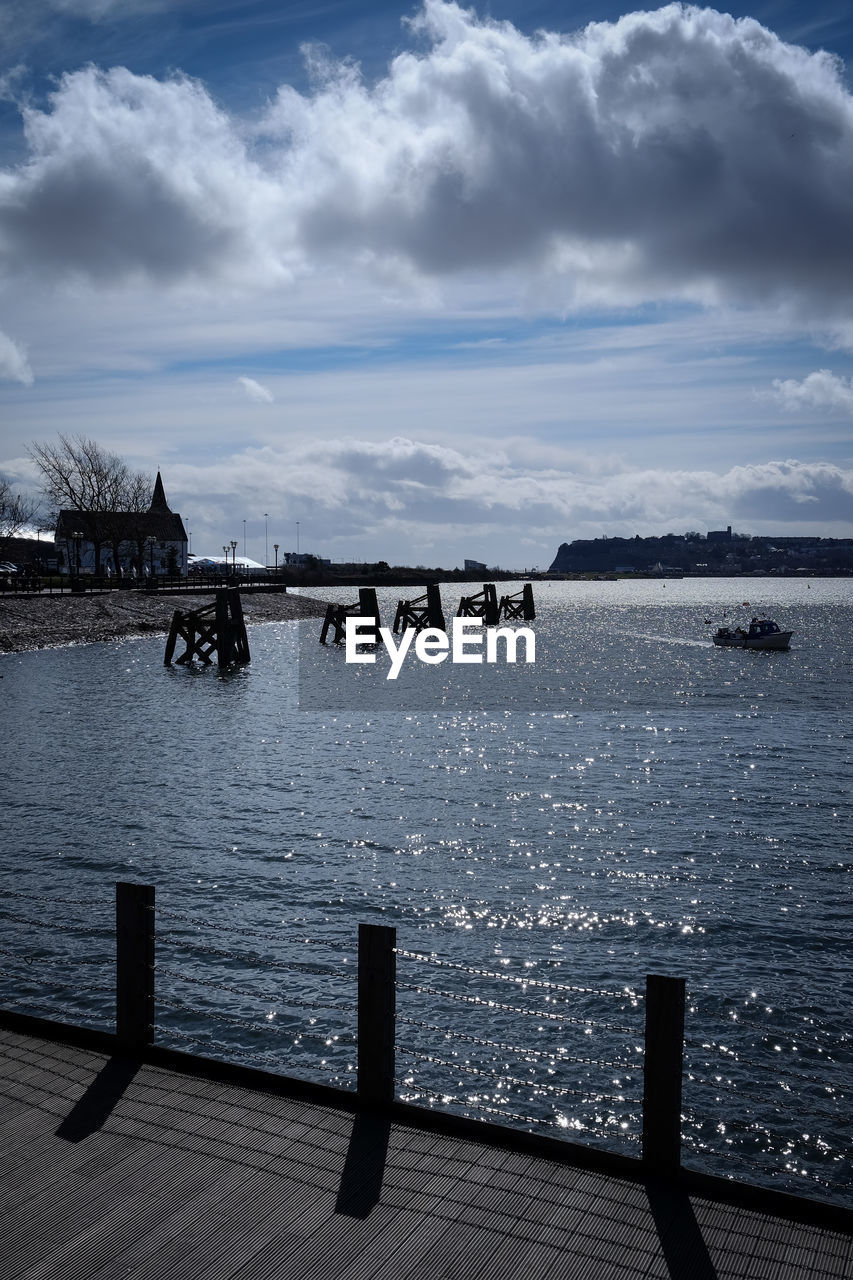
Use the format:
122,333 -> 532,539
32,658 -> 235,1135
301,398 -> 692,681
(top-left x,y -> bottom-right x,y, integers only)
0,475 -> 39,549
102,468 -> 153,577
29,434 -> 151,575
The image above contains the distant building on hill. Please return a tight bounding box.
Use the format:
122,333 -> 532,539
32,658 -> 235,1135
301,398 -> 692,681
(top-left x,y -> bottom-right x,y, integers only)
549,530 -> 853,575
464,559 -> 488,572
54,472 -> 188,577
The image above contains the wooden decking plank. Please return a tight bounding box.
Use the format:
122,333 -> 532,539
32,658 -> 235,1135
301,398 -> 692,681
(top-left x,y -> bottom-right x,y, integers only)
0,1128 -> 148,1216
225,1198 -> 403,1280
81,1161 -> 263,1280
12,1146 -> 238,1280
327,1205 -> 444,1280
0,1027 -> 850,1280
352,1209 -> 462,1280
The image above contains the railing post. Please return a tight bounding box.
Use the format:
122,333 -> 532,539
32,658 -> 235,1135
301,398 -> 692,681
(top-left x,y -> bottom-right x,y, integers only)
357,922 -> 396,1107
642,973 -> 685,1175
116,882 -> 155,1052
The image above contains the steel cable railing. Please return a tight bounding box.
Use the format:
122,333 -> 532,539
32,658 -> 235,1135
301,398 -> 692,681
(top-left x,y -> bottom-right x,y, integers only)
393,945 -> 645,1154
152,902 -> 357,1087
0,892 -> 115,1030
0,881 -> 848,1207
680,994 -> 851,1204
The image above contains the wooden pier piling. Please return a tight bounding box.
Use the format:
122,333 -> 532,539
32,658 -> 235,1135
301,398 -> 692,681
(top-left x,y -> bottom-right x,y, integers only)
497,583 -> 535,622
641,973 -> 686,1174
456,583 -> 499,626
164,588 -> 250,668
319,587 -> 382,645
392,583 -> 446,634
115,882 -> 155,1052
357,922 -> 396,1107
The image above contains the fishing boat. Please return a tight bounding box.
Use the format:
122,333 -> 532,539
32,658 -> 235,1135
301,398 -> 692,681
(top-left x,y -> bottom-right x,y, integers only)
712,617 -> 793,650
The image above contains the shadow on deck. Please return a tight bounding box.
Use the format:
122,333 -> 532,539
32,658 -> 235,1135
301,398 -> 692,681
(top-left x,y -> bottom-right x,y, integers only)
0,1024 -> 850,1280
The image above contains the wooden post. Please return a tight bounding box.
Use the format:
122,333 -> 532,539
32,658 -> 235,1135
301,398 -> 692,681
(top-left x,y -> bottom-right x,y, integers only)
642,973 -> 685,1174
229,588 -> 250,663
358,588 -> 381,644
482,583 -> 499,626
215,590 -> 232,668
116,882 -> 155,1052
358,922 -> 396,1107
521,583 -> 535,620
426,583 -> 445,630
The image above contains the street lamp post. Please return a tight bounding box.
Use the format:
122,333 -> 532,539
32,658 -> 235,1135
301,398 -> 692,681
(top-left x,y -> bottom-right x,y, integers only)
71,529 -> 83,591
264,513 -> 269,567
243,520 -> 246,556
296,521 -> 300,557
145,535 -> 157,589
273,543 -> 279,573
230,540 -> 238,575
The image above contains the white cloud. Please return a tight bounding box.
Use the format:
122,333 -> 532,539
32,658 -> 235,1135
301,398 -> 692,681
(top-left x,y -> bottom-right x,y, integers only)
238,375 -> 274,404
2,3 -> 853,316
768,369 -> 853,415
167,441 -> 853,563
47,0 -> 165,16
0,329 -> 33,383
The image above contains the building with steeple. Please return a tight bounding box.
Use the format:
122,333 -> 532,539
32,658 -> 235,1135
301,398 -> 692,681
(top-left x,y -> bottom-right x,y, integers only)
54,472 -> 188,578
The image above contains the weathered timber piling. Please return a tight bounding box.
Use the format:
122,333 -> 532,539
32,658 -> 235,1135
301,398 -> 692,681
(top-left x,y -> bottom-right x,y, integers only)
457,582 -> 499,626
642,973 -> 686,1174
320,587 -> 381,645
357,922 -> 397,1106
392,583 -> 446,634
115,882 -> 154,1052
164,588 -> 250,668
498,583 -> 535,622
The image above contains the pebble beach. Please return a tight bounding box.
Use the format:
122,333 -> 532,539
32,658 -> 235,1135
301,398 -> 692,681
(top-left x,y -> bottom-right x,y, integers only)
0,589 -> 328,655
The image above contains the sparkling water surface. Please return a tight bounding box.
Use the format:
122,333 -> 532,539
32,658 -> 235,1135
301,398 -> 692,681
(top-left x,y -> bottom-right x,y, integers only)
1,577 -> 850,1203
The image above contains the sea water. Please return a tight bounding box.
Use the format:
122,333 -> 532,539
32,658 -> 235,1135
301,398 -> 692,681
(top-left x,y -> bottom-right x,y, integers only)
0,576 -> 850,1203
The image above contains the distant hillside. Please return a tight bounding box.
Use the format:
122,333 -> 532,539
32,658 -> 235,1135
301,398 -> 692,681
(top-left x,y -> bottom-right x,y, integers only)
549,534 -> 853,575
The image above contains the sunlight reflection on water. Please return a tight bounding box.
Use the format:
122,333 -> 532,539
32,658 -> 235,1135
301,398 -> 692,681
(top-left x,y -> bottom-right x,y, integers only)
0,577 -> 850,1202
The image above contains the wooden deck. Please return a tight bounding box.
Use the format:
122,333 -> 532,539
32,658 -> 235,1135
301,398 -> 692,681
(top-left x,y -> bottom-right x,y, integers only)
1,1024 -> 850,1280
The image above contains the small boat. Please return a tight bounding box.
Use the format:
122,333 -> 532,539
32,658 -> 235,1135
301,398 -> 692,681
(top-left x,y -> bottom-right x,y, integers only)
712,617 -> 793,650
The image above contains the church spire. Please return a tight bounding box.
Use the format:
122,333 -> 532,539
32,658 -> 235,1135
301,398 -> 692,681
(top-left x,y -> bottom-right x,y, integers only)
149,471 -> 170,512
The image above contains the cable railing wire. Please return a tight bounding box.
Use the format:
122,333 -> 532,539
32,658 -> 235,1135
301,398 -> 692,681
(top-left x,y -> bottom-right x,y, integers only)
157,933 -> 352,980
0,992 -> 112,1022
687,996 -> 846,1037
398,1081 -> 553,1130
0,889 -> 108,908
394,948 -> 641,1001
684,1072 -> 845,1116
680,1131 -> 840,1193
397,1046 -> 637,1105
397,980 -> 638,1034
396,1015 -> 640,1072
0,908 -> 113,937
156,963 -> 354,1013
153,908 -> 354,953
685,1037 -> 849,1088
0,971 -> 116,997
399,1083 -> 642,1143
156,995 -> 355,1044
0,880 -> 846,1206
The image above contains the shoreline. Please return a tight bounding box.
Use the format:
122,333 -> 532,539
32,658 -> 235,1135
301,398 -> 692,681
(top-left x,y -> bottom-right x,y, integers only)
0,590 -> 329,656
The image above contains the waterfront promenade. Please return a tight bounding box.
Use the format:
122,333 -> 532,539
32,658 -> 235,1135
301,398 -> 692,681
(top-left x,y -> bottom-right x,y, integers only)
1,1022 -> 850,1280
0,587 -> 328,654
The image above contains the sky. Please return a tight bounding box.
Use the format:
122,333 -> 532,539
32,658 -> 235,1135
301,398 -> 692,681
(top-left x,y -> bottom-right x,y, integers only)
1,0 -> 853,568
